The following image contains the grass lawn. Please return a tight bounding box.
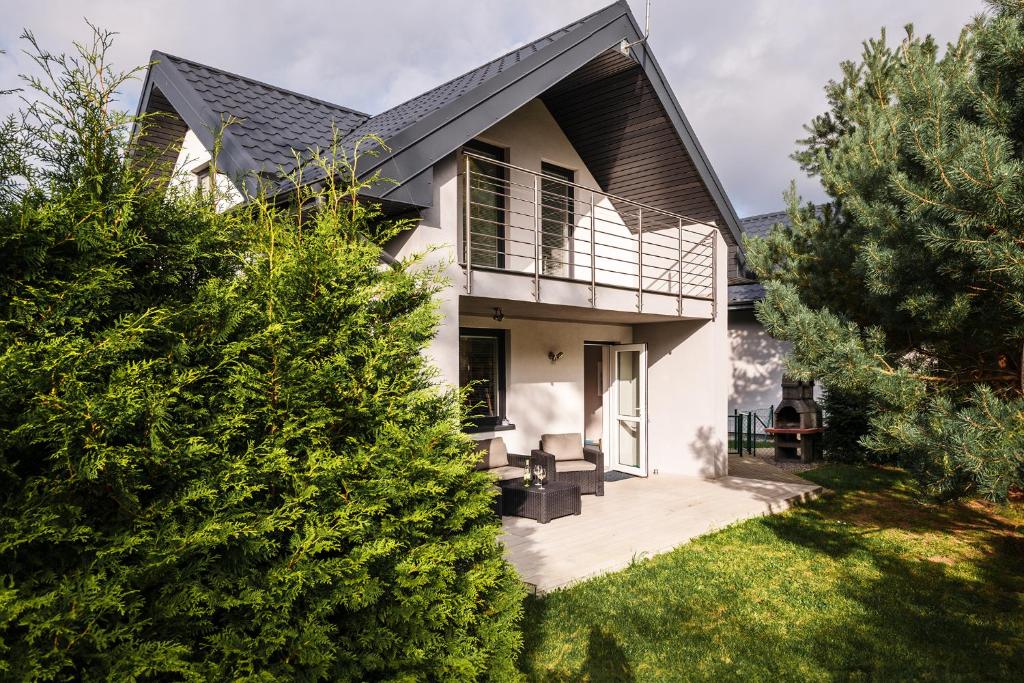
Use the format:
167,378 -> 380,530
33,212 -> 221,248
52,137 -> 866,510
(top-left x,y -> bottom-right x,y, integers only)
518,465 -> 1024,681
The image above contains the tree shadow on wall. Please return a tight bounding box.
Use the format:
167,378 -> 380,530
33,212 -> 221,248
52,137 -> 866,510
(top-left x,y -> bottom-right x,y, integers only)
729,309 -> 788,408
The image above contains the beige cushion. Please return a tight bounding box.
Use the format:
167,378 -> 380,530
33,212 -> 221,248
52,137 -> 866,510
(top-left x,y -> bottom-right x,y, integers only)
474,437 -> 509,470
489,465 -> 526,481
557,459 -> 597,472
541,433 -> 584,462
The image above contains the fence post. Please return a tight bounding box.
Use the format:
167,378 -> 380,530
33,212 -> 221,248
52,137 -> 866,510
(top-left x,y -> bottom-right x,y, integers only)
747,411 -> 753,456
736,410 -> 743,457
733,409 -> 741,456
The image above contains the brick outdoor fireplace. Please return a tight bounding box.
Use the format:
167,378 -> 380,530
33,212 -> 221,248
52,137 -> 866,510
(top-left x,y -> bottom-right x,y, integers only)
766,376 -> 823,462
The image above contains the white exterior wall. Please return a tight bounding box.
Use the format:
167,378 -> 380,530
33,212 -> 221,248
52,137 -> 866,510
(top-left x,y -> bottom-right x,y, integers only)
728,308 -> 788,413
633,230 -> 730,478
728,308 -> 821,413
458,316 -> 632,455
470,100 -> 711,295
384,96 -> 730,479
384,154 -> 462,386
168,129 -> 244,211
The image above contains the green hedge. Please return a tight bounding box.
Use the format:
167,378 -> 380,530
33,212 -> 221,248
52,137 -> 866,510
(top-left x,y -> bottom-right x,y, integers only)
0,28 -> 522,680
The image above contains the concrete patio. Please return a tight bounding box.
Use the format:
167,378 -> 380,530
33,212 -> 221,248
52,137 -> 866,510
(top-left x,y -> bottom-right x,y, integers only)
501,457 -> 823,594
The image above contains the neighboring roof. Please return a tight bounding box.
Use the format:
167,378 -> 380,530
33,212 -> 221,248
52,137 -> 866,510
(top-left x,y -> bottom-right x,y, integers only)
133,0 -> 745,251
728,282 -> 766,307
738,209 -> 790,240
728,209 -> 794,309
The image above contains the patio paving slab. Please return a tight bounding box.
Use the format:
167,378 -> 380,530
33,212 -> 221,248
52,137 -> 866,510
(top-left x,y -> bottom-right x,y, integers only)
500,457 -> 823,594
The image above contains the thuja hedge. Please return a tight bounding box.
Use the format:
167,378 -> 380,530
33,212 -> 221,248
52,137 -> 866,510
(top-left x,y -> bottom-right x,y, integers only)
0,29 -> 522,680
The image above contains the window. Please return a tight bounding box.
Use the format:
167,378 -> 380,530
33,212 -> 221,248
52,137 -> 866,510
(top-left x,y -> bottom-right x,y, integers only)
459,327 -> 507,428
193,163 -> 212,192
463,140 -> 507,268
540,163 -> 574,277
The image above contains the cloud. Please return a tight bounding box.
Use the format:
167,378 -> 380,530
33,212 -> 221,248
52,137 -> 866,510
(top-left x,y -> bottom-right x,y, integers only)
0,0 -> 985,216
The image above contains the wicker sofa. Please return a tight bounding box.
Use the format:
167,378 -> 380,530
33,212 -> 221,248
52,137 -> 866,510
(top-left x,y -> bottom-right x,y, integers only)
532,433 -> 604,496
474,437 -> 530,480
474,437 -> 530,515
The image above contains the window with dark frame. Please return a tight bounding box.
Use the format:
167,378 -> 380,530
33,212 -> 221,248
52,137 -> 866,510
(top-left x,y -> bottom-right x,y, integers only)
459,327 -> 507,429
193,163 -> 212,192
463,140 -> 507,269
540,162 -> 575,277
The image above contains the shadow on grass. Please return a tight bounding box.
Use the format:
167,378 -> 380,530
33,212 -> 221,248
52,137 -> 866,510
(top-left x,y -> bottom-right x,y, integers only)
521,599 -> 636,682
759,505 -> 1023,679
519,465 -> 1024,681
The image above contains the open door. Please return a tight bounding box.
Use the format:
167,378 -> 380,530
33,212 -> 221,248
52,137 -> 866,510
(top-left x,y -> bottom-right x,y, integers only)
610,343 -> 647,476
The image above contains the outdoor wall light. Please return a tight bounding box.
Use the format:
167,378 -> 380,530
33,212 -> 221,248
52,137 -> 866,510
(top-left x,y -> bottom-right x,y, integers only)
548,351 -> 564,363
492,307 -> 504,322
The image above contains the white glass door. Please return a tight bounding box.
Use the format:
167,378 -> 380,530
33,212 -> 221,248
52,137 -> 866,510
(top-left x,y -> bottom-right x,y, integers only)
611,344 -> 647,476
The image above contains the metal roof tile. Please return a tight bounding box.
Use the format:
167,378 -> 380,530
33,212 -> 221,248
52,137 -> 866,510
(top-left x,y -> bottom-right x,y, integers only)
158,53 -> 371,172
739,210 -> 791,239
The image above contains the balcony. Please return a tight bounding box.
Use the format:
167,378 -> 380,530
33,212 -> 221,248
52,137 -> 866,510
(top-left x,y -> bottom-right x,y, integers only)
460,152 -> 719,319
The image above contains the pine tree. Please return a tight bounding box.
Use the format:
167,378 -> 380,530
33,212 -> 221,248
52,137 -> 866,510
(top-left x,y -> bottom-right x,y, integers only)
747,2 -> 1024,501
0,28 -> 522,680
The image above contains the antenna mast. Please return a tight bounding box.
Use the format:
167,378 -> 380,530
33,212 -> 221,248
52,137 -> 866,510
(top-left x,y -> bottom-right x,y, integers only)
619,0 -> 651,56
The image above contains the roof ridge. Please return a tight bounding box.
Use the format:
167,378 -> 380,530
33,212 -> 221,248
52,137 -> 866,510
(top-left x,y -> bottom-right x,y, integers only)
358,1 -> 624,126
153,50 -> 371,119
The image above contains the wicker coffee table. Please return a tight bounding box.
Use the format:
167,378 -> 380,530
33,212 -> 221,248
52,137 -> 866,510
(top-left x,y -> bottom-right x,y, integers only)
500,480 -> 581,524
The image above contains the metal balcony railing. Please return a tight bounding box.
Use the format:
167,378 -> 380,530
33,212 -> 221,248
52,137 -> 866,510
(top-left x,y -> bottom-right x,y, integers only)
461,152 -> 718,315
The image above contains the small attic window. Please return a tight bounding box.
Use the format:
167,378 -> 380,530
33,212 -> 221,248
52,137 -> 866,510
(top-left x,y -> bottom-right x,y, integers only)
193,163 -> 212,191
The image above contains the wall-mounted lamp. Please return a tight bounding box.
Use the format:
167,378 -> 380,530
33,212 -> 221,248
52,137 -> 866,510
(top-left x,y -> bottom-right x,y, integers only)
547,351 -> 564,363
492,307 -> 504,322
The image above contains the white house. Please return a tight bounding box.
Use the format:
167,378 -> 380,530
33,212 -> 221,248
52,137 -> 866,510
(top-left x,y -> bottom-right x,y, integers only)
728,211 -> 789,416
133,1 -> 748,479
728,210 -> 826,418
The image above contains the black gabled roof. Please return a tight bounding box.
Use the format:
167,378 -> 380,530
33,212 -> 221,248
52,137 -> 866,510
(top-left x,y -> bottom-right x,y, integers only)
335,6 -> 607,147
136,52 -> 369,184
728,209 -> 798,308
162,53 -> 369,172
134,0 -> 745,250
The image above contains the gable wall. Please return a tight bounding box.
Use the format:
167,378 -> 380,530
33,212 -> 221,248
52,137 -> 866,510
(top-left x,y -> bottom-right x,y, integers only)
728,309 -> 821,414
167,129 -> 244,211
471,98 -> 697,292
383,98 -> 640,387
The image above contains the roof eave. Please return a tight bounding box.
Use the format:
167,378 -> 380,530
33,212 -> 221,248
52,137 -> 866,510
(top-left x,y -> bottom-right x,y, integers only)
351,3 -> 632,201
618,10 -> 746,254
353,1 -> 745,254
135,51 -> 263,196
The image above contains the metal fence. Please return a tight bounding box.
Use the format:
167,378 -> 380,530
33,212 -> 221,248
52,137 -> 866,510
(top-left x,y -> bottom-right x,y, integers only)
461,152 -> 718,312
728,407 -> 774,456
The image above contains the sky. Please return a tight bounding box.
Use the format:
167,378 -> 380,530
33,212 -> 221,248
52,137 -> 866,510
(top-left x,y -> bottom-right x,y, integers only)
0,0 -> 987,217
